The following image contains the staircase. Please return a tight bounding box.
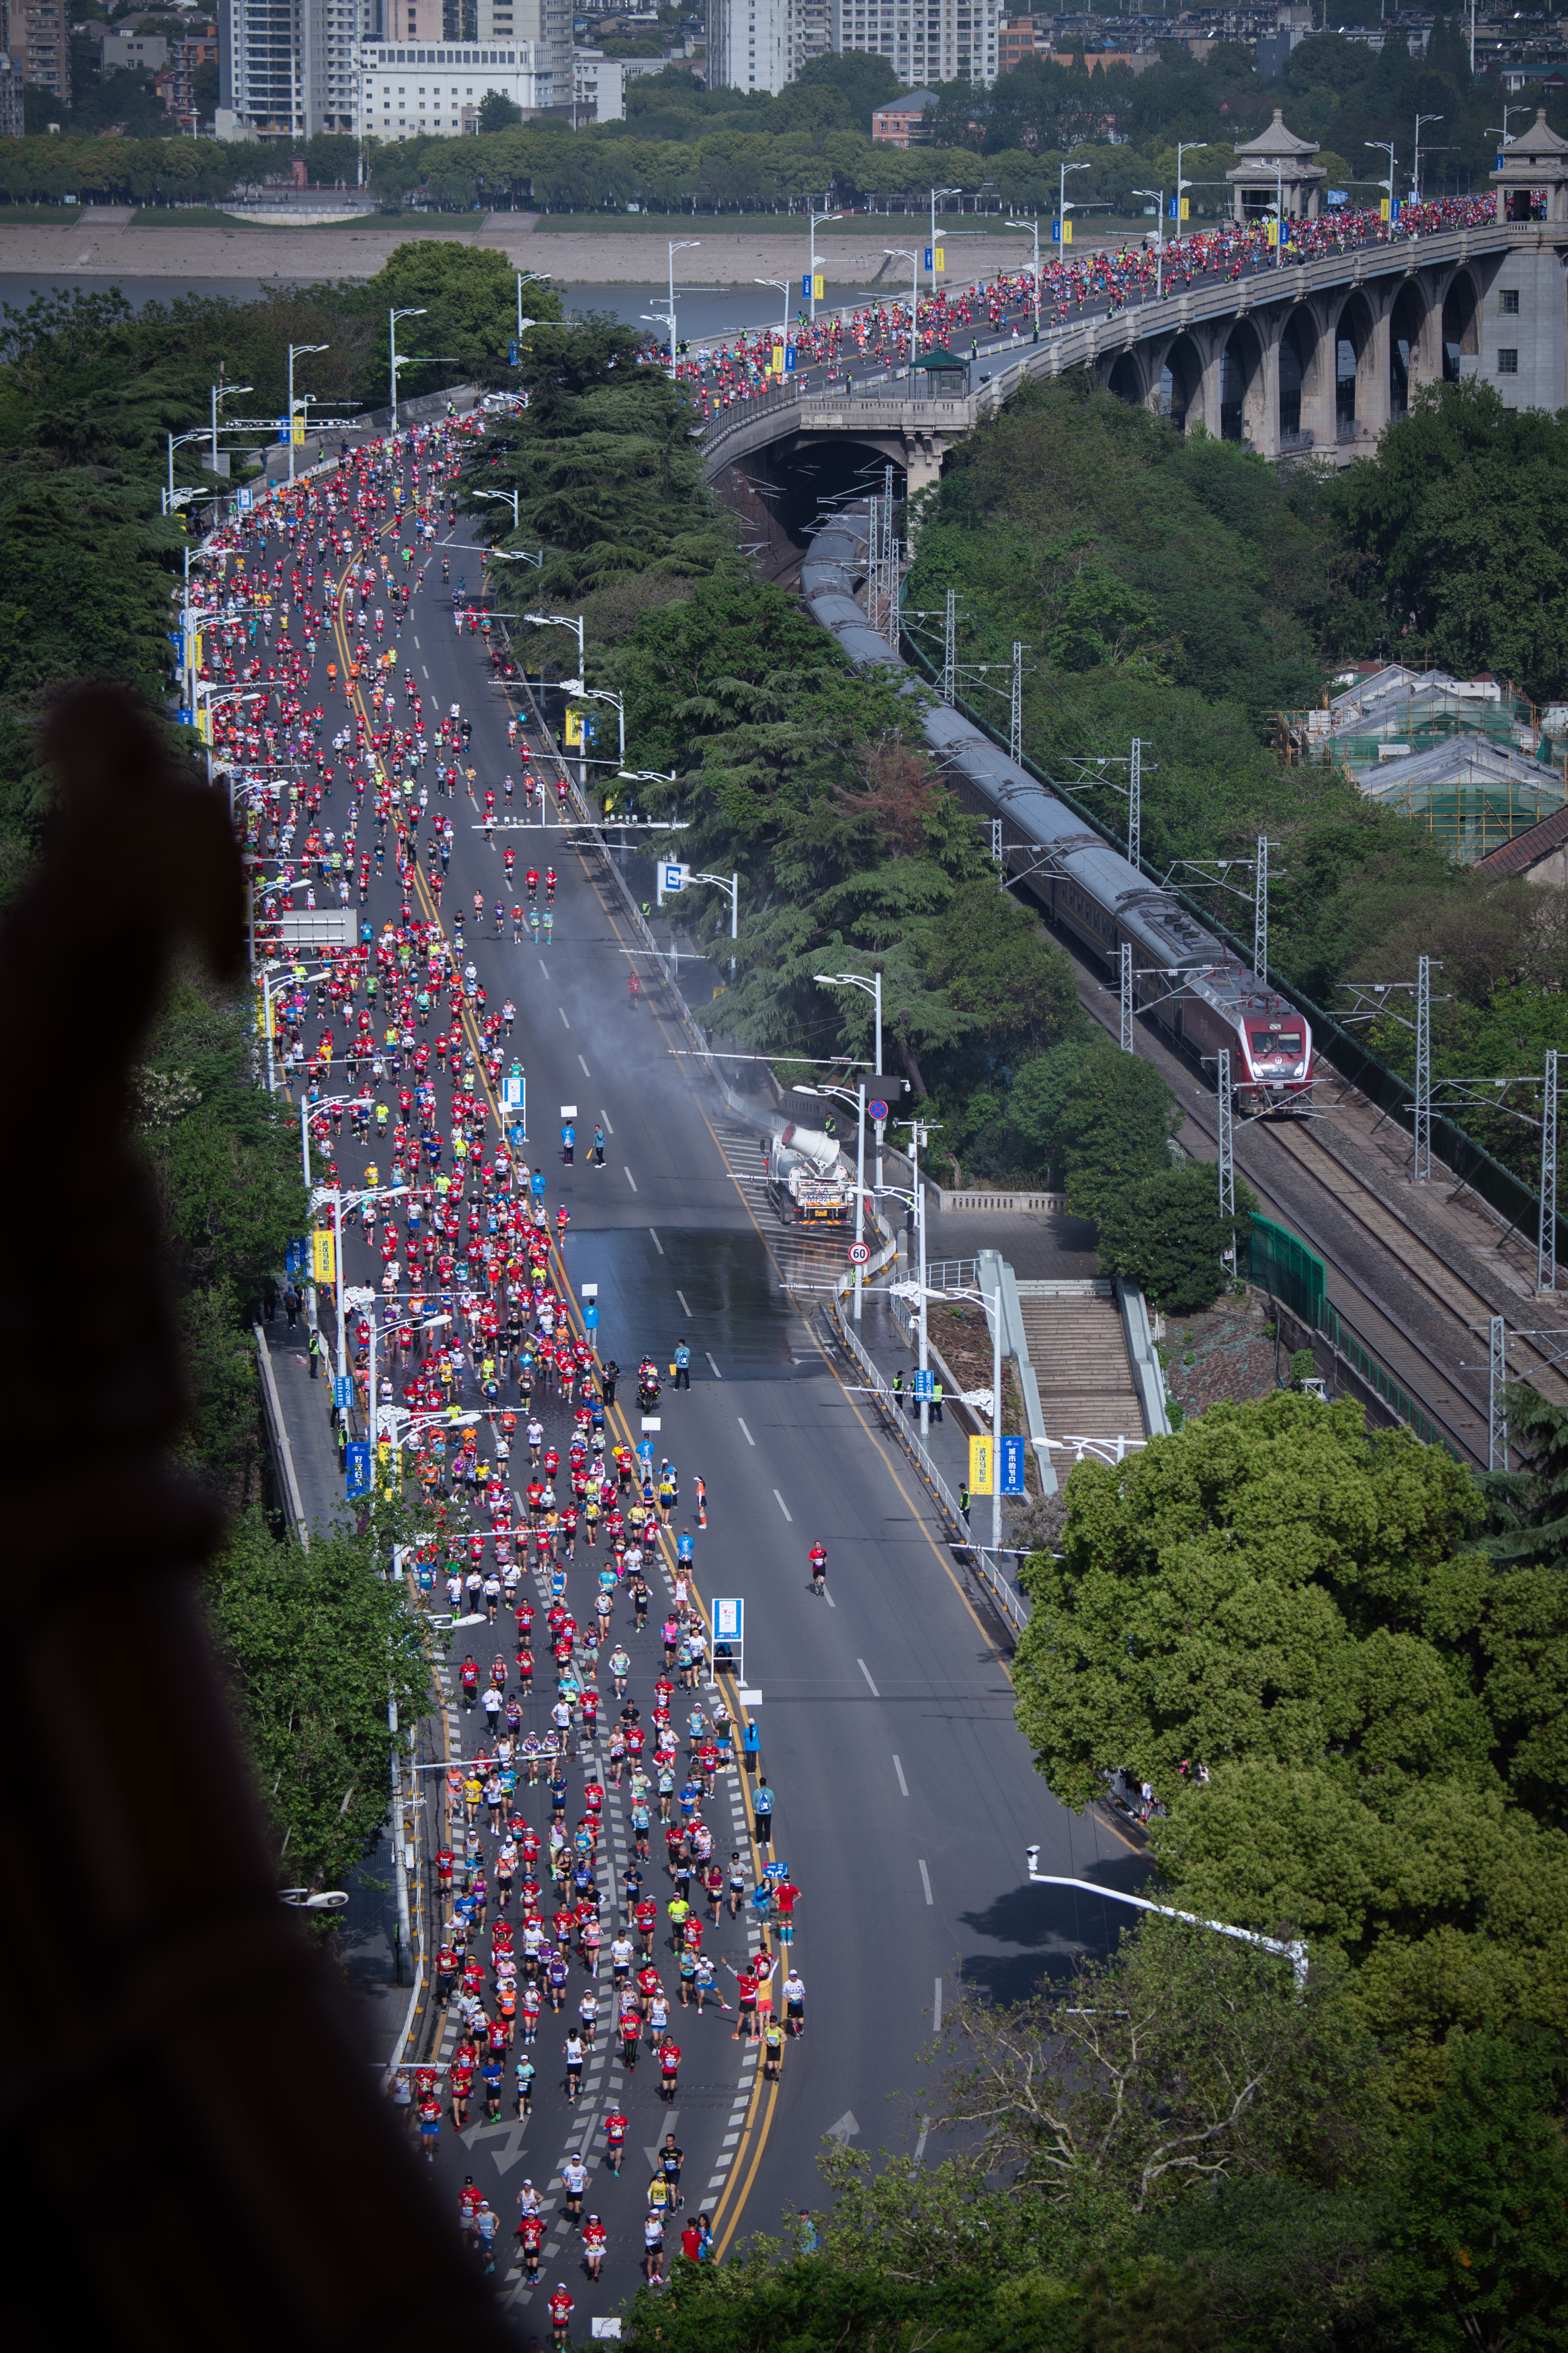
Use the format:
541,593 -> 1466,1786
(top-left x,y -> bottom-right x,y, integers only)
1016,1279 -> 1145,1447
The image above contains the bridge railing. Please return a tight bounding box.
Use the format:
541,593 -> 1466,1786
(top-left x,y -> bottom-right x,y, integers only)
696,218 -> 1524,460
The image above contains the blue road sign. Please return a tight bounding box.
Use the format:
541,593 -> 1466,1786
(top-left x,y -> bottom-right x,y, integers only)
285,1236 -> 306,1275
345,1440 -> 372,1496
1000,1434 -> 1027,1496
868,1099 -> 889,1124
912,1369 -> 935,1401
334,1375 -> 352,1410
764,1859 -> 788,1880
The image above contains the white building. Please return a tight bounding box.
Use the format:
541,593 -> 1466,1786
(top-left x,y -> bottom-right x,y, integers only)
706,0 -> 788,94
573,46 -> 625,120
218,0 -> 571,138
830,0 -> 999,88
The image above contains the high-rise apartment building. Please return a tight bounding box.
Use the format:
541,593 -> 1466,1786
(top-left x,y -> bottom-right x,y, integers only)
6,0 -> 69,103
218,0 -> 569,136
831,0 -> 999,87
706,0 -> 788,95
708,0 -> 997,97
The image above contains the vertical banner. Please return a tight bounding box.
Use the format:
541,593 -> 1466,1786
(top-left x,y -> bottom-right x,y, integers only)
969,1434 -> 995,1495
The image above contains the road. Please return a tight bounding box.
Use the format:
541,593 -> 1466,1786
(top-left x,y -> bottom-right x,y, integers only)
233,432 -> 1143,2334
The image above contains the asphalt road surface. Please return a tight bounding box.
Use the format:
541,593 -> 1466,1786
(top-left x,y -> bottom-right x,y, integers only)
256,448 -> 1145,2332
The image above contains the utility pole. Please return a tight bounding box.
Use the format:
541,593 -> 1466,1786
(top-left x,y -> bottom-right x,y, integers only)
1009,641 -> 1023,765
866,494 -> 880,636
1128,735 -> 1143,873
1489,1314 -> 1508,1471
942,586 -> 956,707
1216,1046 -> 1234,1221
1253,834 -> 1278,979
1540,1047 -> 1559,1294
1120,941 -> 1134,1054
1413,953 -> 1433,1182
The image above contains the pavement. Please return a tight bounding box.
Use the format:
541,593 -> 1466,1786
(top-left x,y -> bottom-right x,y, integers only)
241,450 -> 1147,2333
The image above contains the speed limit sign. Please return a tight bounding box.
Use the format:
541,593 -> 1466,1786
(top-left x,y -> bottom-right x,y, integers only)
849,1243 -> 870,1265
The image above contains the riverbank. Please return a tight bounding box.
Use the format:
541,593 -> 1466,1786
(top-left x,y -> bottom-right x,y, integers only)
0,208 -> 1137,288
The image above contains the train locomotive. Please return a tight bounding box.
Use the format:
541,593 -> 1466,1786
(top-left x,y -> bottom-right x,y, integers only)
799,516 -> 1314,1117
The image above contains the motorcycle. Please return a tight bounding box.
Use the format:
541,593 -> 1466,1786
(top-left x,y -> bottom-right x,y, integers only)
637,1376 -> 661,1412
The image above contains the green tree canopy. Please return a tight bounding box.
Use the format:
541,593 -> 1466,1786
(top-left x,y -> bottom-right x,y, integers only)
1096,1161 -> 1257,1315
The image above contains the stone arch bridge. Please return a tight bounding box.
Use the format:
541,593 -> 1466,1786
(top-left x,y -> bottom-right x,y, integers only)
700,221 -> 1563,506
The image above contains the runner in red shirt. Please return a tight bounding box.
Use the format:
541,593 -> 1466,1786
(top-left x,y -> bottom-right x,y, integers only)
582,2215 -> 608,2280
603,2108 -> 628,2175
518,2212 -> 545,2282
659,2037 -> 682,2098
547,2283 -> 573,2344
635,1898 -> 658,1957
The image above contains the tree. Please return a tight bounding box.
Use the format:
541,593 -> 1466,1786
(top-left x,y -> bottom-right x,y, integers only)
1096,1161 -> 1258,1314
1384,2027 -> 1568,2350
792,49 -> 902,131
206,1507 -> 433,1892
1012,1394 -> 1568,2071
358,238 -> 562,395
477,88 -> 523,132
936,1920 -> 1385,2225
1007,1033 -> 1180,1215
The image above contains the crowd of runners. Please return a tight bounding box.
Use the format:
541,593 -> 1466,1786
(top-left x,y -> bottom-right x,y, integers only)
664,193 -> 1495,411
198,411 -> 804,2328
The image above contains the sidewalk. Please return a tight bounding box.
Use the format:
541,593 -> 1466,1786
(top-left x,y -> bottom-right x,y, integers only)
257,1311 -> 350,1536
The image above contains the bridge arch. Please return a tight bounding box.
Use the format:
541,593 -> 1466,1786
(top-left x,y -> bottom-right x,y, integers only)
1388,278 -> 1428,417
1277,305 -> 1322,450
1156,334 -> 1203,432
1104,350 -> 1149,407
1219,317 -> 1267,444
1441,271 -> 1481,382
1330,288 -> 1377,446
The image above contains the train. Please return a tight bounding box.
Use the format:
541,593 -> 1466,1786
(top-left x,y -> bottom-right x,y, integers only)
798,514 -> 1315,1117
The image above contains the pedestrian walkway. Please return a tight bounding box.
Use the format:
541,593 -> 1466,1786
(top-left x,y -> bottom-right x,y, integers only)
259,1312 -> 347,1534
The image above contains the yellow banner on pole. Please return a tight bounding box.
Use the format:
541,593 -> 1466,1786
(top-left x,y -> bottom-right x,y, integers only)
969,1434 -> 994,1496
812,273 -> 824,299
311,1229 -> 336,1284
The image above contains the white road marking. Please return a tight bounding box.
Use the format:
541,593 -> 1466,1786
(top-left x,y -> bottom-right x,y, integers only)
676,1289 -> 692,1317
559,1008 -> 570,1029
893,1754 -> 908,1796
858,1659 -> 880,1698
913,2117 -> 930,2160
737,1417 -> 755,1446
934,1976 -> 943,2032
600,1107 -> 614,1135
774,1489 -> 792,1522
624,1165 -> 637,1191
577,1055 -> 591,1078
825,1589 -> 835,1607
648,1227 -> 663,1253
705,1352 -> 722,1380
919,1860 -> 934,1907
413,635 -> 420,649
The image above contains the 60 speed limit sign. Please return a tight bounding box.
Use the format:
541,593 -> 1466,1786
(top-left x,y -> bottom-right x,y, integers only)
849,1243 -> 870,1265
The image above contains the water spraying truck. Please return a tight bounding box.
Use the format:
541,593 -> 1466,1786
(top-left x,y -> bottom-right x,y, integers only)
766,1122 -> 856,1226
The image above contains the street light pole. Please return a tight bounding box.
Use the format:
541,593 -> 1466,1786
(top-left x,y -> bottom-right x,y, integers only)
1414,112 -> 1443,203
389,306 -> 426,431
928,184 -> 960,301
883,250 -> 920,372
1006,214 -> 1042,335
808,208 -> 841,327
287,342 -> 329,484
667,239 -> 700,365
1132,190 -> 1165,295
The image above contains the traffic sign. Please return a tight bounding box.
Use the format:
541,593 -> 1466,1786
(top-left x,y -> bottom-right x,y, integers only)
849,1242 -> 870,1265
911,1369 -> 934,1400
561,1103 -> 577,1119
660,861 -> 689,894
1000,1434 -> 1027,1496
714,1597 -> 743,1642
333,1375 -> 352,1410
345,1440 -> 371,1497
641,1415 -> 661,1432
868,1099 -> 889,1123
764,1859 -> 788,1880
280,909 -> 355,949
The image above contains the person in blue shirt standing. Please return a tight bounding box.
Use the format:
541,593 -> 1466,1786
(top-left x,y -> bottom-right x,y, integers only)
593,1123 -> 606,1168
673,1341 -> 691,1390
561,1121 -> 575,1166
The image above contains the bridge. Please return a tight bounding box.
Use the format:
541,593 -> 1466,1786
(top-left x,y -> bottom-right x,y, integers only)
699,218 -> 1565,497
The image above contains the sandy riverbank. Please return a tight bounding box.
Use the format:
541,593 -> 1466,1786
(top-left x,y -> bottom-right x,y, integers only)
0,210 -> 1112,288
